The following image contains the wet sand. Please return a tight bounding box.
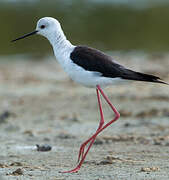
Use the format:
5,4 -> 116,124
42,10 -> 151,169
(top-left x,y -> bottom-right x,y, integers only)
0,54 -> 168,180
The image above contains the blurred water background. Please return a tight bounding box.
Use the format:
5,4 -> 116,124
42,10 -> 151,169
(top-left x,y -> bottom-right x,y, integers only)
1,0 -> 169,57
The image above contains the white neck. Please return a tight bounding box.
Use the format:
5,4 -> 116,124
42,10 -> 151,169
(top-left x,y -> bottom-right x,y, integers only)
47,29 -> 75,62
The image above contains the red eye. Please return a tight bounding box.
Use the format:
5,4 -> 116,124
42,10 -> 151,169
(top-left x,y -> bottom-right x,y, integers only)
40,25 -> 45,29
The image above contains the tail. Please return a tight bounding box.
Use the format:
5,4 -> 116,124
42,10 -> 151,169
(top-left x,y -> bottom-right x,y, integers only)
122,69 -> 168,85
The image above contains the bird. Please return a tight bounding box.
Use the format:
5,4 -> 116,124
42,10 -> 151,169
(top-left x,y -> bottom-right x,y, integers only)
11,17 -> 168,173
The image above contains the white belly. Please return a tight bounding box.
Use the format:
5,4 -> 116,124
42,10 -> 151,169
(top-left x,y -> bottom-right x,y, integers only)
63,60 -> 122,87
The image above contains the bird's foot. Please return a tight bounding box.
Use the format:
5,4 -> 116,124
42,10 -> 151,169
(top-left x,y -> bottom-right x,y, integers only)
59,166 -> 80,173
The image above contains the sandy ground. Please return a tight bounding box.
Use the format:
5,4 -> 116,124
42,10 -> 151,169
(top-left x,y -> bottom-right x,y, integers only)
0,53 -> 168,180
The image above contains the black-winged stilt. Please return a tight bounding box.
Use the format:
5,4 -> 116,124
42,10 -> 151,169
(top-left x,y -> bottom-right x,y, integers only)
12,17 -> 168,173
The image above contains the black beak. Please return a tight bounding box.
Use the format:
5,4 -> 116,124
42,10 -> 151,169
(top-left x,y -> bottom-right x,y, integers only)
11,30 -> 38,42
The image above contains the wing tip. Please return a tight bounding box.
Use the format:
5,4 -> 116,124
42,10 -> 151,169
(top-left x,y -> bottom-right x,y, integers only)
156,79 -> 169,85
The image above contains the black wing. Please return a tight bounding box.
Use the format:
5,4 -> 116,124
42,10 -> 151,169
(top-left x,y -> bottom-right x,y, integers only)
70,46 -> 166,84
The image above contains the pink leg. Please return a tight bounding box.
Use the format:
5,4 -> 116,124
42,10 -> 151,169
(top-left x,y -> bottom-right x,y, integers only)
60,87 -> 104,173
60,85 -> 120,173
76,85 -> 120,166
77,88 -> 104,162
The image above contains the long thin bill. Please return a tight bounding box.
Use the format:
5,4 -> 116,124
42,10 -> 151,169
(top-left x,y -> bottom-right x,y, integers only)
11,30 -> 38,42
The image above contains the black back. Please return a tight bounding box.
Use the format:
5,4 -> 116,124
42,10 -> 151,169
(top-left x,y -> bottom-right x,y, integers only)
70,46 -> 165,84
70,46 -> 126,78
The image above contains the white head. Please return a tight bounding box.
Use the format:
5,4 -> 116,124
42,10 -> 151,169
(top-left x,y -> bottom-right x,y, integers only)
12,17 -> 66,44
36,17 -> 65,42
